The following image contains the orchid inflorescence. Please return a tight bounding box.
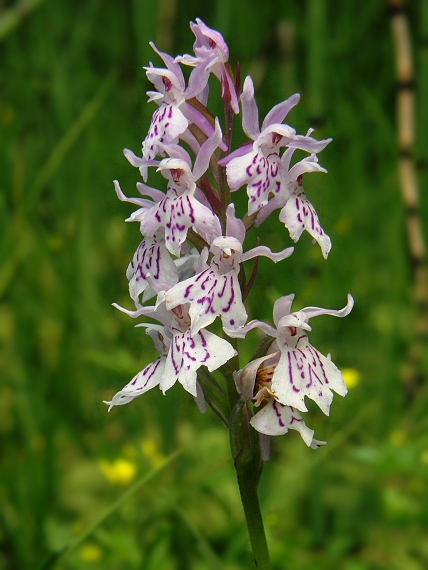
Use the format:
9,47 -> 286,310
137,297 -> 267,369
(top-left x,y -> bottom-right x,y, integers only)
107,18 -> 353,455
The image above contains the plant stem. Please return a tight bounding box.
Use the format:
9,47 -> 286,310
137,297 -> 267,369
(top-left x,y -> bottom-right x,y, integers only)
230,402 -> 271,569
235,462 -> 271,570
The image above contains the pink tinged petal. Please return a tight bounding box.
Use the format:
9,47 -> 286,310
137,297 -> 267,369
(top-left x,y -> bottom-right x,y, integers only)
254,195 -> 286,227
258,123 -> 296,145
225,203 -> 246,244
261,93 -> 301,130
222,70 -> 240,114
160,143 -> 193,167
279,187 -> 332,259
113,180 -> 153,209
286,134 -> 332,154
192,118 -> 222,180
136,182 -> 165,202
127,235 -> 178,307
224,319 -> 277,339
242,245 -> 294,263
124,149 -> 159,172
161,328 -> 236,396
271,337 -> 347,415
194,18 -> 229,61
181,102 -> 228,152
197,83 -> 210,106
301,294 -> 354,322
194,186 -> 212,210
145,325 -> 170,354
211,236 -> 242,255
284,155 -> 327,185
177,19 -> 229,66
273,294 -> 295,327
149,42 -> 185,87
280,146 -> 297,174
145,68 -> 186,101
218,142 -> 253,167
111,302 -> 157,320
241,76 -> 260,140
105,357 -> 166,410
179,129 -> 201,155
146,89 -> 164,104
184,64 -> 210,99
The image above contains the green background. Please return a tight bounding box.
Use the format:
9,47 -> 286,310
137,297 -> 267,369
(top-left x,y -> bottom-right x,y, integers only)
1,0 -> 428,568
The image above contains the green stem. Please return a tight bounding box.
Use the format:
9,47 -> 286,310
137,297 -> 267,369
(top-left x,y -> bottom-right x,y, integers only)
230,401 -> 270,569
235,460 -> 271,570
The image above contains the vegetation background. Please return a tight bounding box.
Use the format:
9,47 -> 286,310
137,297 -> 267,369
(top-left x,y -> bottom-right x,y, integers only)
1,0 -> 428,568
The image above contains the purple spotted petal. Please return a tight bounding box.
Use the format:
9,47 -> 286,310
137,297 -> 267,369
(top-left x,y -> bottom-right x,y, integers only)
126,234 -> 178,307
279,186 -> 332,259
271,334 -> 347,415
161,328 -> 236,396
165,259 -> 247,336
105,357 -> 166,410
250,400 -> 316,444
139,190 -> 221,257
142,103 -> 189,178
226,149 -> 284,215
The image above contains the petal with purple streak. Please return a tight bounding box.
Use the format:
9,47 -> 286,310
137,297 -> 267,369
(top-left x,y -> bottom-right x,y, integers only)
279,186 -> 332,259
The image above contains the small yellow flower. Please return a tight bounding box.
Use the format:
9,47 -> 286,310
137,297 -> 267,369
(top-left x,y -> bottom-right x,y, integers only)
80,543 -> 103,563
99,458 -> 136,485
342,368 -> 360,389
141,438 -> 166,467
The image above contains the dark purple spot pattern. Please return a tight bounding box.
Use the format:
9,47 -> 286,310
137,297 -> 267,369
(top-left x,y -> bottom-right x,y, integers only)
163,327 -> 235,395
109,356 -> 165,407
273,333 -> 345,414
281,186 -> 331,258
141,188 -> 219,258
244,151 -> 283,214
126,235 -> 177,305
168,262 -> 247,334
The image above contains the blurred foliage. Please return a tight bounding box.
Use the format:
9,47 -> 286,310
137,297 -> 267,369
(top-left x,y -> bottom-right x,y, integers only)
0,0 -> 427,569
